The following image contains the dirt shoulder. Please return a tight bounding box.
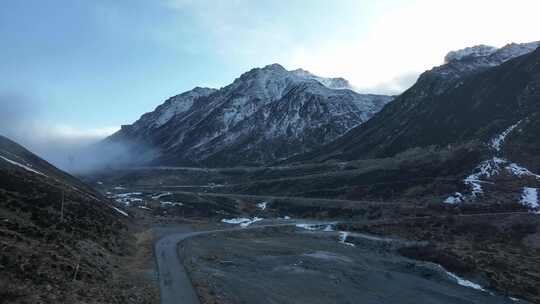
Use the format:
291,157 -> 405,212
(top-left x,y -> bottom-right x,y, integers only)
109,226 -> 160,304
341,213 -> 540,303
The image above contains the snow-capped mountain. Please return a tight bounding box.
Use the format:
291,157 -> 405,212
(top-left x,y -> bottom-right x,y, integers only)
105,64 -> 392,167
291,41 -> 540,166
291,68 -> 353,90
443,41 -> 540,65
443,44 -> 498,63
129,87 -> 217,132
423,41 -> 540,94
285,40 -> 540,213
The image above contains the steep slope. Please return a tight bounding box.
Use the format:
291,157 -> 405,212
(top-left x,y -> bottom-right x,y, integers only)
294,42 -> 540,168
106,64 -> 392,167
0,135 -> 128,303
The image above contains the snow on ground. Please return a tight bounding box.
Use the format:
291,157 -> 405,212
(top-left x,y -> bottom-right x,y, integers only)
152,192 -> 172,199
520,187 -> 539,211
0,155 -> 47,177
509,297 -> 521,302
221,217 -> 263,228
338,231 -> 355,247
115,192 -> 142,198
506,163 -> 540,180
464,157 -> 504,196
323,224 -> 335,232
115,198 -> 143,205
161,201 -> 184,207
256,201 -> 268,210
448,121 -> 534,203
489,122 -> 520,151
445,45 -> 497,63
111,192 -> 144,206
295,223 -> 320,231
296,223 -> 337,231
441,267 -> 486,292
112,207 -> 129,217
444,192 -> 464,204
453,156 -> 540,203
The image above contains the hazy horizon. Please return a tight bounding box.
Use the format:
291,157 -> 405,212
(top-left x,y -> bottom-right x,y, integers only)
1,0 -> 540,168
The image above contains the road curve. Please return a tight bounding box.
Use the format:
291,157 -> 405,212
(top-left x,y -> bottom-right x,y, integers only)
155,231 -> 202,304
154,214 -> 531,304
155,222 -> 316,304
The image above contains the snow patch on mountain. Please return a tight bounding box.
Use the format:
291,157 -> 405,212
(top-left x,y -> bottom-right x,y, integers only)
445,45 -> 498,63
440,266 -> 486,292
492,41 -> 540,63
464,157 -> 505,196
135,87 -> 217,130
506,162 -> 540,180
429,41 -> 540,92
449,155 -> 540,204
490,121 -> 521,151
161,201 -> 184,207
338,231 -> 355,247
520,187 -> 539,211
291,68 -> 353,90
152,192 -> 172,199
450,120 -> 539,202
444,192 -> 464,204
108,63 -> 392,166
257,201 -> 268,210
445,41 -> 540,65
0,155 -> 47,177
112,206 -> 129,217
221,217 -> 263,228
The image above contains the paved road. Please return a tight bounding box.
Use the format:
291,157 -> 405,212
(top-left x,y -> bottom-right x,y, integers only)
155,230 -> 202,304
155,222 -> 324,304
154,213 -> 532,304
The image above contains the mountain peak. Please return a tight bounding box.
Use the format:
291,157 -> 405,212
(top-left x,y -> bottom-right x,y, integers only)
291,68 -> 314,77
291,68 -> 353,90
261,63 -> 287,72
105,62 -> 391,167
422,40 -> 540,94
444,41 -> 540,64
493,41 -> 540,61
444,44 -> 497,63
191,86 -> 216,94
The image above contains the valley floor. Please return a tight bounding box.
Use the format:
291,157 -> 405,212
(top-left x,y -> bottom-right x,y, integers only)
180,225 -> 520,304
86,179 -> 540,304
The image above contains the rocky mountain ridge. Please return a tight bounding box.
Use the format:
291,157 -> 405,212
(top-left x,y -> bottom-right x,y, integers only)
105,64 -> 392,167
291,41 -> 540,165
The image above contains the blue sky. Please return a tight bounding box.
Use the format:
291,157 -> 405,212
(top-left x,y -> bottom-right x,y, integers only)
0,0 -> 385,131
1,0 -> 539,146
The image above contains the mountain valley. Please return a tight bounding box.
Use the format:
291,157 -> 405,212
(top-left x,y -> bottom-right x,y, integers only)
2,41 -> 540,304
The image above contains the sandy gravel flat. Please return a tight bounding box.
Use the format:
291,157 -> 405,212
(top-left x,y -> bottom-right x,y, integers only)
180,226 -> 521,304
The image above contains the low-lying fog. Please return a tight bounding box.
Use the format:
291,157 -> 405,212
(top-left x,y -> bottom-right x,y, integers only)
0,91 -> 149,174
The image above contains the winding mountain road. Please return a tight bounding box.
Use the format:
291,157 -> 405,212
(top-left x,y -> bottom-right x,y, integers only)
155,230 -> 202,304
154,222 -> 317,304
154,214 -> 530,304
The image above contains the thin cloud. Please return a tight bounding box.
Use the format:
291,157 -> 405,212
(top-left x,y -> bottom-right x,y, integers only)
0,91 -> 119,172
288,0 -> 540,94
